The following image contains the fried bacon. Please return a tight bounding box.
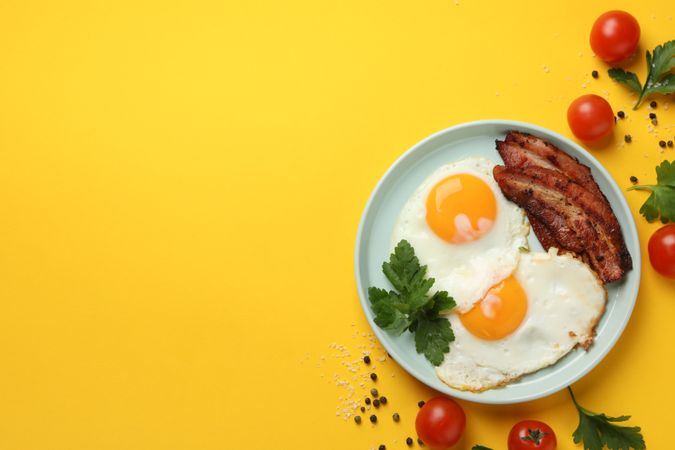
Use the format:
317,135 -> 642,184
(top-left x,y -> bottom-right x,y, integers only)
527,214 -> 560,251
493,166 -> 627,283
504,131 -> 607,201
493,131 -> 632,283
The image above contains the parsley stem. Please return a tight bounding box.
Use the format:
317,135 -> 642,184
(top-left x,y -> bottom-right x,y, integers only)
567,386 -> 580,408
626,184 -> 658,192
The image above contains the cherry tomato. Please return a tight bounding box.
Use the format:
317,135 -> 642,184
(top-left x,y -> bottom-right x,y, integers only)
590,11 -> 640,63
508,420 -> 557,450
648,224 -> 675,279
415,396 -> 465,449
567,94 -> 614,142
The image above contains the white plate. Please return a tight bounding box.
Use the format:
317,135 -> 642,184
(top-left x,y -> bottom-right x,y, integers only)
354,120 -> 641,404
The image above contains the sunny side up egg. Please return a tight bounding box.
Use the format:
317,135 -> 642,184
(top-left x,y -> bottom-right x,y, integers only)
436,249 -> 606,392
391,157 -> 529,313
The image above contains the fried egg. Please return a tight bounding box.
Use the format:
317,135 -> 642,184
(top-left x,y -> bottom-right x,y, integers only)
391,157 -> 529,312
435,249 -> 606,392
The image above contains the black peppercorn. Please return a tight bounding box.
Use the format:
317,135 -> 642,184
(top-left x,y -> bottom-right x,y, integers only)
659,140 -> 667,148
370,388 -> 379,397
365,397 -> 371,405
360,406 -> 365,413
652,119 -> 658,126
392,412 -> 400,422
668,140 -> 674,148
617,110 -> 625,119
624,134 -> 632,143
379,396 -> 387,405
354,415 -> 361,424
418,400 -> 425,408
370,373 -> 378,381
630,176 -> 638,184
369,414 -> 377,423
649,112 -> 656,119
373,399 -> 380,408
406,437 -> 414,446
363,355 -> 371,364
650,100 -> 657,108
418,438 -> 425,446
592,70 -> 599,79
379,445 -> 386,450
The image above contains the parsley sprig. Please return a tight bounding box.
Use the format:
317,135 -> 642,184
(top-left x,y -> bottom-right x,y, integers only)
368,240 -> 455,366
627,160 -> 675,223
608,40 -> 674,109
569,387 -> 645,450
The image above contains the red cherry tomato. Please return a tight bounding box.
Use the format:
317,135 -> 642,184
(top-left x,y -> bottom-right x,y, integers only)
590,11 -> 640,63
567,94 -> 614,142
648,224 -> 675,279
508,420 -> 557,450
415,397 -> 465,449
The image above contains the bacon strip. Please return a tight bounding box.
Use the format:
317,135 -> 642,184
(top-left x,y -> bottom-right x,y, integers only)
493,165 -> 627,283
527,214 -> 559,251
505,131 -> 607,201
495,132 -> 632,278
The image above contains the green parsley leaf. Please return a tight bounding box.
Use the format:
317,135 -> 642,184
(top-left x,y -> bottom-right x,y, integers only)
368,240 -> 456,366
471,446 -> 493,450
568,387 -> 646,450
368,287 -> 410,334
608,40 -> 674,108
414,314 -> 454,366
627,160 -> 675,223
607,68 -> 642,93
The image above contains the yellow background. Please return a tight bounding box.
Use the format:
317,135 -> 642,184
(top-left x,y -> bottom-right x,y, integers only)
0,1 -> 673,449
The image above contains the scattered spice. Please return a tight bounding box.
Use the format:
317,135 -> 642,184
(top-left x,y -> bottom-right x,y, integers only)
392,412 -> 400,422
650,100 -> 657,108
373,399 -> 381,408
592,70 -> 599,79
370,373 -> 378,381
630,176 -> 638,184
370,414 -> 377,423
371,388 -> 379,398
659,140 -> 667,148
363,355 -> 371,365
418,400 -> 425,408
649,112 -> 656,119
624,134 -> 632,143
406,437 -> 414,446
354,415 -> 362,424
380,396 -> 387,405
617,110 -> 625,119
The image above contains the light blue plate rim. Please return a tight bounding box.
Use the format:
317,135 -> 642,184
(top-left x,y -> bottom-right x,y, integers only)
354,119 -> 641,405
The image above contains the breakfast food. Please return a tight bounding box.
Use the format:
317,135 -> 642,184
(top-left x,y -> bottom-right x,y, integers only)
494,131 -> 632,283
435,250 -> 606,392
371,131 -> 633,391
390,157 -> 529,312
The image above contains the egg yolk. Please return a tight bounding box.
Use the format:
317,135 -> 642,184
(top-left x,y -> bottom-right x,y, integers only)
459,275 -> 527,340
426,174 -> 496,243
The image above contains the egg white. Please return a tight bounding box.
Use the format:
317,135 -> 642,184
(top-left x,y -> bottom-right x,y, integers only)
435,249 -> 607,392
391,157 -> 529,313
